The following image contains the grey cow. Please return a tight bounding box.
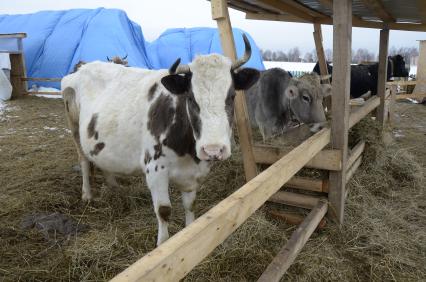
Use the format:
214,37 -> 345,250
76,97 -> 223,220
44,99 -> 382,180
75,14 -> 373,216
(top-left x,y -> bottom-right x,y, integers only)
245,68 -> 331,140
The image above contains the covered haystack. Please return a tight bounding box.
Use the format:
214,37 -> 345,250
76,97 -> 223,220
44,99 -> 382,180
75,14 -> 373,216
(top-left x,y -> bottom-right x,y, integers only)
0,96 -> 425,281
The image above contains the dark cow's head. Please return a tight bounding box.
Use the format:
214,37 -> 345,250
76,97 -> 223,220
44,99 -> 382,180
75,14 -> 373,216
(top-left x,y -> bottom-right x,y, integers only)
107,55 -> 129,66
388,55 -> 409,78
284,73 -> 331,132
160,34 -> 259,161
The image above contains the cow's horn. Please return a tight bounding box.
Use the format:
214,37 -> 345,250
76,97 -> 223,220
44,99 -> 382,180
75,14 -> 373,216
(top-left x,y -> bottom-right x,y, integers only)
123,54 -> 128,60
231,33 -> 252,71
169,58 -> 190,74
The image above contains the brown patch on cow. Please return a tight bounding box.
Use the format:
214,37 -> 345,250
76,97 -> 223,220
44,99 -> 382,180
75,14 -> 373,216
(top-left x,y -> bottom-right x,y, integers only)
147,94 -> 175,139
94,132 -> 99,140
90,142 -> 105,156
148,83 -> 158,101
144,150 -> 152,165
155,165 -> 158,172
153,143 -> 165,160
163,96 -> 199,163
87,114 -> 99,139
158,206 -> 171,222
72,61 -> 86,73
225,86 -> 236,126
161,165 -> 165,169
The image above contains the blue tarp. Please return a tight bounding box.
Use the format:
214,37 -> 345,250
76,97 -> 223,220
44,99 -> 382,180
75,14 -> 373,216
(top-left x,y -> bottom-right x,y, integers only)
0,8 -> 264,88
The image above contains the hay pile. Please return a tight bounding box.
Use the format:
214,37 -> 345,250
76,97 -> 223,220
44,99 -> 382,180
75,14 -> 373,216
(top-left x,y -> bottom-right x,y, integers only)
0,97 -> 425,281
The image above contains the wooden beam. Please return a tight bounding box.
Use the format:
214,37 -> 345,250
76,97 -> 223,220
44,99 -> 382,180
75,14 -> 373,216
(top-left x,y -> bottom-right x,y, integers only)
110,129 -> 331,281
258,200 -> 328,282
252,145 -> 341,171
313,23 -> 331,109
347,140 -> 365,168
376,28 -> 390,127
395,93 -> 426,100
349,96 -> 380,129
245,12 -> 310,23
387,80 -> 426,86
361,0 -> 395,22
286,176 -> 328,193
26,91 -> 61,95
213,0 -> 258,181
279,0 -> 328,18
10,54 -> 27,99
268,210 -> 327,229
259,0 -> 315,22
328,0 -> 352,224
268,191 -> 324,210
21,77 -> 62,82
346,155 -> 362,184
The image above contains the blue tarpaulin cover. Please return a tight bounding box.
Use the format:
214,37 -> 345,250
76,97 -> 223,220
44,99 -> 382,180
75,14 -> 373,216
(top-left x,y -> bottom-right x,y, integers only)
0,8 -> 264,88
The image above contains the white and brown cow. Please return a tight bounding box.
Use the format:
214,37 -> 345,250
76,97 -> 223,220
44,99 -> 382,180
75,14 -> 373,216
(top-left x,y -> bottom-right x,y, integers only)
61,34 -> 259,245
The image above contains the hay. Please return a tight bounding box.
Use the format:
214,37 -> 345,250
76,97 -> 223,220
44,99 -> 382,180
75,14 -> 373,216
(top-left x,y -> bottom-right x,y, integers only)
0,96 -> 425,281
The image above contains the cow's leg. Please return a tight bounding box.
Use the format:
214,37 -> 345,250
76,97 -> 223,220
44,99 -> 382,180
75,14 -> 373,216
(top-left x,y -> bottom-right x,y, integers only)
146,164 -> 171,246
63,87 -> 92,201
181,190 -> 196,226
103,170 -> 119,189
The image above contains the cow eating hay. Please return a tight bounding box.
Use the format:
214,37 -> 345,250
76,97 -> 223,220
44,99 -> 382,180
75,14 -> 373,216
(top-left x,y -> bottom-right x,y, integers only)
61,34 -> 259,245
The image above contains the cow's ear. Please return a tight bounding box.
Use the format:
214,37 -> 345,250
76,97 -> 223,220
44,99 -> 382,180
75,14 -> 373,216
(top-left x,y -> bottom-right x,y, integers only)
232,68 -> 260,90
161,74 -> 190,95
321,84 -> 332,98
285,85 -> 299,100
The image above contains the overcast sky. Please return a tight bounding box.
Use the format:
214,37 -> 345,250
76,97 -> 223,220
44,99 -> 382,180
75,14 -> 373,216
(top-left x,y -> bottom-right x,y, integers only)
2,0 -> 425,55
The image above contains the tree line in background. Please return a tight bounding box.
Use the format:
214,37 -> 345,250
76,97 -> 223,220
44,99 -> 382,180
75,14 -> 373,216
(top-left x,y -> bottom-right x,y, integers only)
261,46 -> 419,64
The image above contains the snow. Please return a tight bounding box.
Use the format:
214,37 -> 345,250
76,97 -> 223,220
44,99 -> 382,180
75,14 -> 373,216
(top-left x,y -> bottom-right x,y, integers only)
264,61 -> 316,72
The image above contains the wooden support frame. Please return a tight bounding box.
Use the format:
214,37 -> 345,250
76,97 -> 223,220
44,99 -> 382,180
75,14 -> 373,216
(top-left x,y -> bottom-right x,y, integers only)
268,210 -> 327,229
345,155 -> 362,184
286,176 -> 328,193
212,0 -> 258,181
349,96 -> 380,128
110,128 -> 330,281
313,23 -> 331,108
10,54 -> 27,99
347,140 -> 365,168
258,200 -> 328,282
376,28 -> 390,127
252,144 -> 341,171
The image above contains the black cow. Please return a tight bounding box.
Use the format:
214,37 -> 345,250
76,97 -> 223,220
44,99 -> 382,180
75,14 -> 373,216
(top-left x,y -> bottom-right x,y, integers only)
313,55 -> 409,98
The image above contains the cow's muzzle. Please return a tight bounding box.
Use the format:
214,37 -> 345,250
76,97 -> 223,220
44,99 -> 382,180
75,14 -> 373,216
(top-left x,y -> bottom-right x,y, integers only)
199,144 -> 227,161
309,122 -> 327,133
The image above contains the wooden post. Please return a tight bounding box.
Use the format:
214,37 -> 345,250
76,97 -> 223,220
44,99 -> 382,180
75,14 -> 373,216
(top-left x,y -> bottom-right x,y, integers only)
211,0 -> 258,181
376,28 -> 390,126
413,40 -> 426,96
328,0 -> 352,224
313,23 -> 331,108
10,53 -> 27,99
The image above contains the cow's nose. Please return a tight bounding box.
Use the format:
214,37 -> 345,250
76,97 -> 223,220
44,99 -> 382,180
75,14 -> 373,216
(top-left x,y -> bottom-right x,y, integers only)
200,144 -> 226,161
309,122 -> 326,133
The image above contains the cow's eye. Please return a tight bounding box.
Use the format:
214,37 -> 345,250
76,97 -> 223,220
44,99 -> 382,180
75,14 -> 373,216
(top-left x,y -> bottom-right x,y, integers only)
302,95 -> 311,103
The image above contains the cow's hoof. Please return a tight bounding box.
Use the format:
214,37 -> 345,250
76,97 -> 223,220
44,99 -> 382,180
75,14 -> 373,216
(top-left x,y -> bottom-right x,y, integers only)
81,192 -> 93,202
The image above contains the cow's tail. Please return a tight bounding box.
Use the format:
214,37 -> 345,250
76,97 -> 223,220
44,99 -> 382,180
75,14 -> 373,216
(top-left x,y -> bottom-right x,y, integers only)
62,87 -> 80,141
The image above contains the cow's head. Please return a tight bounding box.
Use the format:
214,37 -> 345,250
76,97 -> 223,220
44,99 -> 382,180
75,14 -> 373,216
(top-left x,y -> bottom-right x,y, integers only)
160,34 -> 259,161
284,73 -> 331,132
389,55 -> 409,78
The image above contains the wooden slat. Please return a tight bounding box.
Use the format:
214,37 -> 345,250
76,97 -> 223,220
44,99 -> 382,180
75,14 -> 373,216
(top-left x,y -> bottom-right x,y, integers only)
268,191 -> 324,210
313,23 -> 331,109
279,0 -> 328,18
376,28 -> 390,126
10,54 -> 27,99
258,200 -> 328,282
245,12 -> 310,22
0,33 -> 26,38
22,77 -> 62,82
395,93 -> 426,100
110,128 -> 331,282
26,91 -> 61,95
213,0 -> 258,181
361,0 -> 395,22
345,155 -> 362,184
252,145 -> 341,171
286,176 -> 327,193
349,96 -> 380,129
328,0 -> 352,224
347,140 -> 365,168
386,80 -> 425,86
268,210 -> 327,229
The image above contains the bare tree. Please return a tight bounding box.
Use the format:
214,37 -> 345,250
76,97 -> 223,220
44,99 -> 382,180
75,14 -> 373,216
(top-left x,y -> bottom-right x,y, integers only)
303,51 -> 314,62
287,47 -> 301,62
325,48 -> 333,62
352,48 -> 375,63
262,49 -> 273,61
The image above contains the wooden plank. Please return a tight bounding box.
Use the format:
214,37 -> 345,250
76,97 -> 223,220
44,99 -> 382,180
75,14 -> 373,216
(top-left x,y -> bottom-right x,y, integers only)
361,0 -> 395,22
245,12 -> 310,23
268,210 -> 327,229
376,28 -> 390,127
313,23 -> 331,108
258,200 -> 328,282
328,0 -> 351,224
268,191 -> 324,210
349,96 -> 380,129
26,91 -> 61,95
388,85 -> 397,124
386,80 -> 425,86
395,93 -> 426,100
252,145 -> 341,171
413,40 -> 426,95
346,155 -> 362,184
0,33 -> 26,38
110,128 -> 330,281
286,177 -> 327,193
22,77 -> 62,82
213,0 -> 258,181
279,0 -> 328,18
347,140 -> 365,168
9,53 -> 27,99
259,0 -> 315,22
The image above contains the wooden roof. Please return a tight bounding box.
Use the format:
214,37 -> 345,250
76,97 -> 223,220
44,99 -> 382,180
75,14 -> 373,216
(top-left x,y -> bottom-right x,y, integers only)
224,0 -> 426,31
